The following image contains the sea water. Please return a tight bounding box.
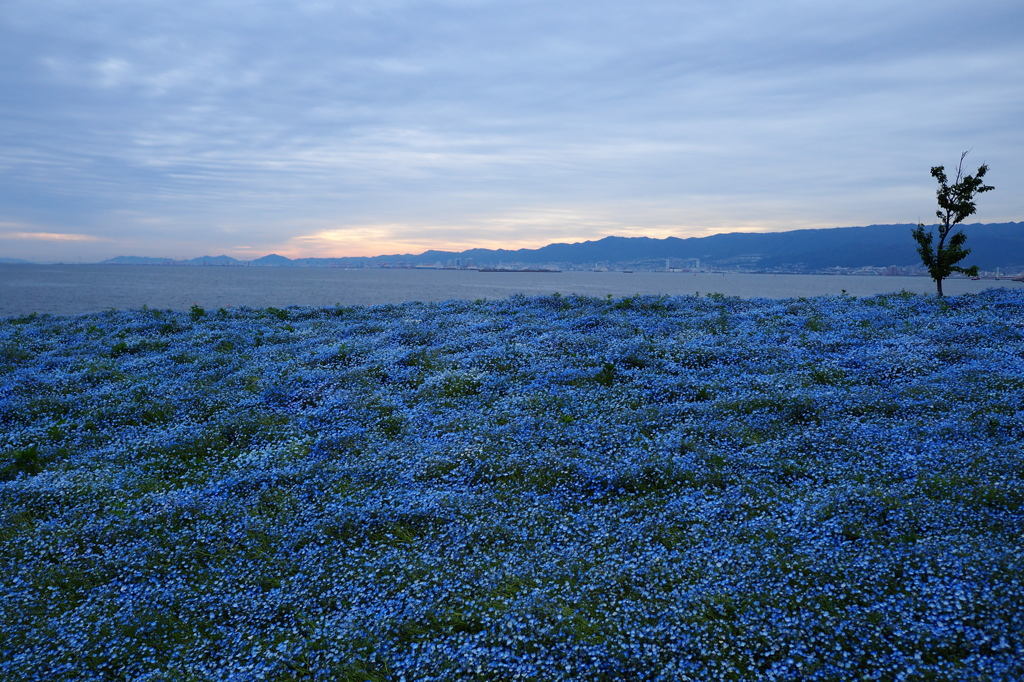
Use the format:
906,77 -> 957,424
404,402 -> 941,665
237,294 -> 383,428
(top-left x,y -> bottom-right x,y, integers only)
1,264 -> 1020,317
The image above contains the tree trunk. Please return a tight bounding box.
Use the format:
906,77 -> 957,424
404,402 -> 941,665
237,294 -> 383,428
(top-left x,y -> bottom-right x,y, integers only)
936,277 -> 944,297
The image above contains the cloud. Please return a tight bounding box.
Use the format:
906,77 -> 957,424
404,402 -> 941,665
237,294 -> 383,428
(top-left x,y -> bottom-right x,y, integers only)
1,0 -> 1021,260
0,230 -> 106,242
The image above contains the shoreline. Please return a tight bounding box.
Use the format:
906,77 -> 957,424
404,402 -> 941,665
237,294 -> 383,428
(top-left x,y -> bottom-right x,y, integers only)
3,266 -> 1022,317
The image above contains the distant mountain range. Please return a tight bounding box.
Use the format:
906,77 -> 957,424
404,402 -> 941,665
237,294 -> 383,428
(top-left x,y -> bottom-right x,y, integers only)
95,222 -> 1024,272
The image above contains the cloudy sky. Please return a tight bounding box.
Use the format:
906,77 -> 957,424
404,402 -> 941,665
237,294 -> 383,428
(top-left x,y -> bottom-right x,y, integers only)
1,0 -> 1021,261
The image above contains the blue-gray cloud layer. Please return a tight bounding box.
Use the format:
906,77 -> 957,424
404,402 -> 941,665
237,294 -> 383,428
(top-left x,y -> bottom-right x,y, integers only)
1,0 -> 1022,259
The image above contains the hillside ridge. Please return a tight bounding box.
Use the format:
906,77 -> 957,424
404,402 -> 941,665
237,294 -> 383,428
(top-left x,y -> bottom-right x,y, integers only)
97,222 -> 1024,272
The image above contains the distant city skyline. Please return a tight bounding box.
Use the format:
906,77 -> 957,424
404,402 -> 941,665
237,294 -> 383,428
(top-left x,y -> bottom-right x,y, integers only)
2,0 -> 1022,262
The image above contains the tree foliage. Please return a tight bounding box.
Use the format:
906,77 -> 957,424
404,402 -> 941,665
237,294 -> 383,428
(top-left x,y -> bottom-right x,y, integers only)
913,151 -> 994,296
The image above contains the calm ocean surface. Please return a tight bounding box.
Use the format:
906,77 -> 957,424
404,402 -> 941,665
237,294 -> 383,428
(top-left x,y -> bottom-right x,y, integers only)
2,264 -> 1021,317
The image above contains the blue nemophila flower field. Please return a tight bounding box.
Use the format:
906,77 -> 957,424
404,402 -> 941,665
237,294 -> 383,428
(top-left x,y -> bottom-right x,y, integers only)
1,290 -> 1023,681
